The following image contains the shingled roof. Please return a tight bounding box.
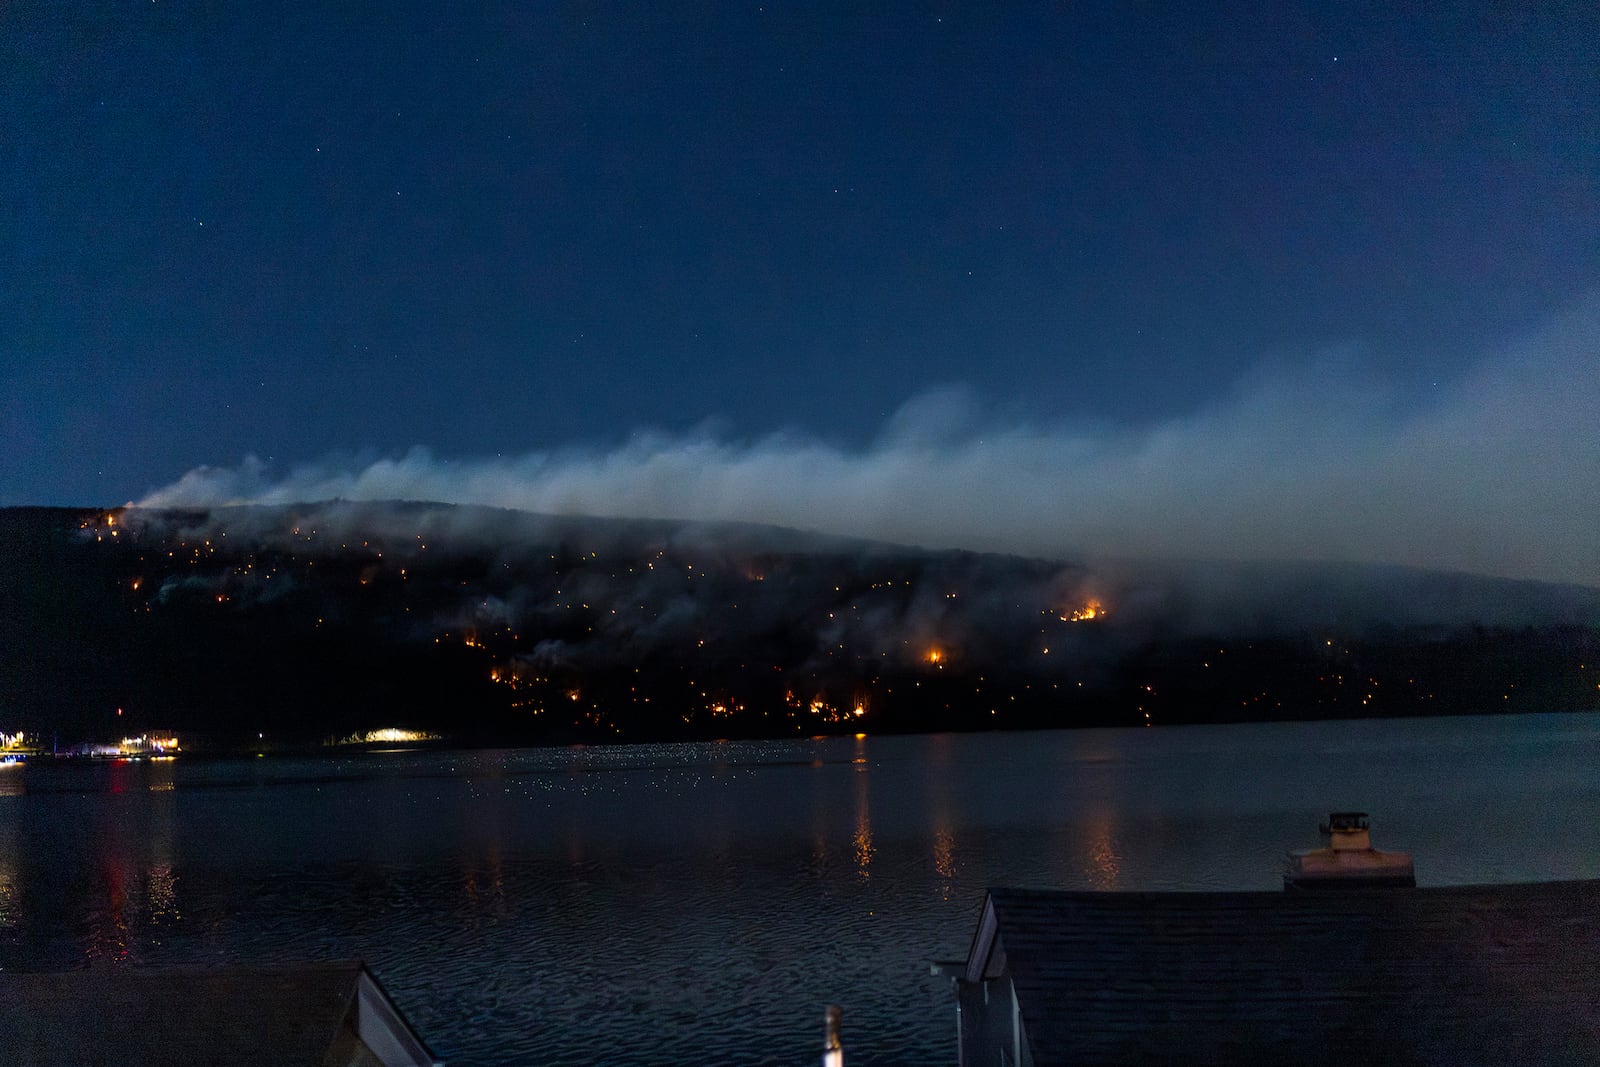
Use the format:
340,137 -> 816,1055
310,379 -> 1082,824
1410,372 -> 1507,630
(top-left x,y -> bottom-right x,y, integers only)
963,880 -> 1600,1067
0,960 -> 441,1067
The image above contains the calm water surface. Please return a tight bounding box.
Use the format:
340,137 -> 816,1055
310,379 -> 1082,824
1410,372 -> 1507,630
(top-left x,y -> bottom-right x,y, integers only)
4,713 -> 1600,1065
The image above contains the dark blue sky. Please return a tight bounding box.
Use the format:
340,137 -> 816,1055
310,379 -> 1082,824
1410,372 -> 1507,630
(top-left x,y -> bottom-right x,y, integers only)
3,2 -> 1597,506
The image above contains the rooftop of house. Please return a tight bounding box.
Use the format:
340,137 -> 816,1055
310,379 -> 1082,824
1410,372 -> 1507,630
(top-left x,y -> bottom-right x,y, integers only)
964,879 -> 1600,1067
0,960 -> 440,1067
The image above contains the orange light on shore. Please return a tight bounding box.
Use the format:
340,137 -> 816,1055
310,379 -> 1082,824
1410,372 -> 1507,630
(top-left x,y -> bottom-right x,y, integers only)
1062,600 -> 1107,623
925,648 -> 944,665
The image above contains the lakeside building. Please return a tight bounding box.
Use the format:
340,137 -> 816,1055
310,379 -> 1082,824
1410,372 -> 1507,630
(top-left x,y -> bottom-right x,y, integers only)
54,733 -> 181,758
943,879 -> 1600,1066
0,961 -> 441,1066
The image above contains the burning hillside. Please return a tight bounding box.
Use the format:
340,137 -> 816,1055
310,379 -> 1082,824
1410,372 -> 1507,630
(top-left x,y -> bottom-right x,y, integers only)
2,502 -> 1597,750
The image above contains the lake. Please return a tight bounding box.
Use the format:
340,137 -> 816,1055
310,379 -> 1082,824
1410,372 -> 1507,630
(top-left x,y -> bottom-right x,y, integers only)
4,712 -> 1600,1064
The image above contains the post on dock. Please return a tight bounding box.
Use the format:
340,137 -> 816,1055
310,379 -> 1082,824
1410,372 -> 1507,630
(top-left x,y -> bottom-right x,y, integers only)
823,1004 -> 843,1067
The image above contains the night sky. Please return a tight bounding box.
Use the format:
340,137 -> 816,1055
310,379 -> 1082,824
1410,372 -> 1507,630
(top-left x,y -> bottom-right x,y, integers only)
3,4 -> 1597,583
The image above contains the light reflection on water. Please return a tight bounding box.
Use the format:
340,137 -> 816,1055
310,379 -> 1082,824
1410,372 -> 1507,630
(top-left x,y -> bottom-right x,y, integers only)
2,713 -> 1600,1064
853,739 -> 874,882
1080,809 -> 1122,890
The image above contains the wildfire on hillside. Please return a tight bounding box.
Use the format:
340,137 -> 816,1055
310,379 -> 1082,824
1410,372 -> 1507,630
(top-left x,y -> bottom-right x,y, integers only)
81,509 -> 128,541
1062,600 -> 1107,623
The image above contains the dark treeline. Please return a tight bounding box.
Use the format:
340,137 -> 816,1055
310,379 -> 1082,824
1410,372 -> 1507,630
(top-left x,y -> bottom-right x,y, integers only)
2,505 -> 1596,752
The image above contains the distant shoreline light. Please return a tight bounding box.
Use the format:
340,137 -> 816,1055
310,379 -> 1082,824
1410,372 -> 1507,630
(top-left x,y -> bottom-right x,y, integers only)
331,727 -> 440,746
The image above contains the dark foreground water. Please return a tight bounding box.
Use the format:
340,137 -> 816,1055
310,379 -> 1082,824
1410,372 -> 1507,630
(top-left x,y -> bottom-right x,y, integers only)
4,713 -> 1600,1064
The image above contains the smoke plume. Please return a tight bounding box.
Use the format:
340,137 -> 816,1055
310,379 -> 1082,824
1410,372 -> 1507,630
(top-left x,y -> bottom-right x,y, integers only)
138,299 -> 1600,589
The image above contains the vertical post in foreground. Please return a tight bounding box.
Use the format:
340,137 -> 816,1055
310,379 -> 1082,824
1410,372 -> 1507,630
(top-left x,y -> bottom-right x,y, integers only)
823,1004 -> 843,1067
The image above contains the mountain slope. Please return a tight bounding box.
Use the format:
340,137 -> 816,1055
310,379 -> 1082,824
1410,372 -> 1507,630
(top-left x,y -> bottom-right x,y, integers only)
2,503 -> 1596,750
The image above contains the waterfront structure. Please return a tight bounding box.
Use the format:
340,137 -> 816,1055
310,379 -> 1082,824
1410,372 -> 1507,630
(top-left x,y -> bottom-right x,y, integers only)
57,733 -> 181,759
944,879 -> 1600,1066
0,960 -> 441,1066
1284,810 -> 1415,888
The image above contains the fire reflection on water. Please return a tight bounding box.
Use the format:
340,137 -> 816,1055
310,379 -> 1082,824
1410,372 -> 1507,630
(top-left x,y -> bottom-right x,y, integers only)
83,762 -> 182,962
925,733 -> 959,901
853,808 -> 874,880
932,825 -> 957,901
146,789 -> 181,936
148,757 -> 176,793
147,863 -> 179,928
1080,810 -> 1123,890
92,858 -> 131,963
852,737 -> 874,880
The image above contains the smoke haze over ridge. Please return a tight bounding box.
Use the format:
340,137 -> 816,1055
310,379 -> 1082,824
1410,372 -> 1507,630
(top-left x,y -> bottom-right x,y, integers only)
139,299 -> 1600,588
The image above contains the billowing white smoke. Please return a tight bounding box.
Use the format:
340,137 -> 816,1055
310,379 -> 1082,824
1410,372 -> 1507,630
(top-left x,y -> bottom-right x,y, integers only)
139,299 -> 1600,588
